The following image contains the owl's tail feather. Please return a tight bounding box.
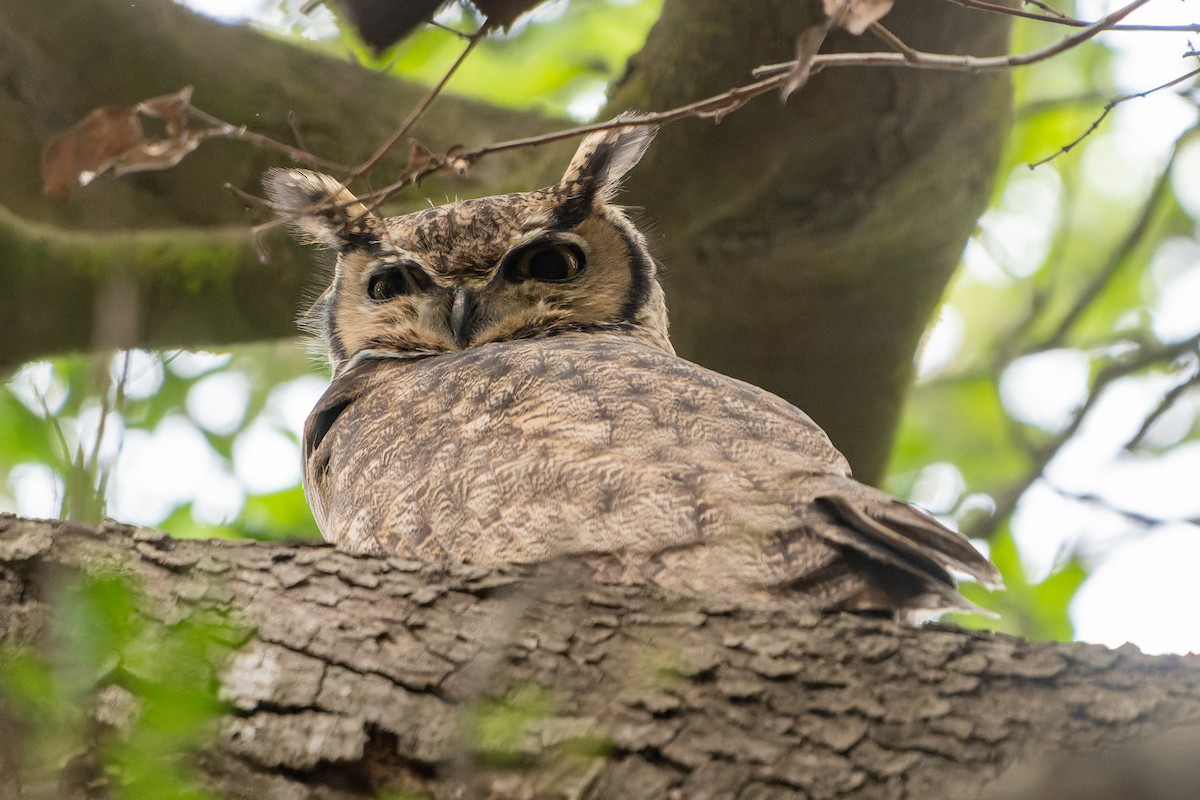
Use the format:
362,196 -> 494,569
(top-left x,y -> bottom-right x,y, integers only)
808,486 -> 1003,614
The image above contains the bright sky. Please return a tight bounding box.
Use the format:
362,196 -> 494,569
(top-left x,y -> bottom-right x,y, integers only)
8,0 -> 1200,655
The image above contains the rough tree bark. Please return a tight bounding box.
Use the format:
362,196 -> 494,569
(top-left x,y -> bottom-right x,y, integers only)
3,516 -> 1199,799
0,0 -> 1010,483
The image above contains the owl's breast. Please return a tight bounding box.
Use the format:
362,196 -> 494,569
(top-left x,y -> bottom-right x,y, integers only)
305,334 -> 850,565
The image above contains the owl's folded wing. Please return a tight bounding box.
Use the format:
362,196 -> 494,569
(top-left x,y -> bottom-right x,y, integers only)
773,477 -> 1003,614
302,356 -> 382,546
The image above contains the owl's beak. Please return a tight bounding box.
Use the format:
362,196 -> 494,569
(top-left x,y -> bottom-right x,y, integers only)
450,287 -> 480,349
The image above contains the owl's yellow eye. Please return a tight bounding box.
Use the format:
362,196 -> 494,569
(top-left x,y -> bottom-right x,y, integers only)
505,243 -> 586,283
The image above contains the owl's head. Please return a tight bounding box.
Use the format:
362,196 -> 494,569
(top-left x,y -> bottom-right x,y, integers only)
265,121 -> 669,376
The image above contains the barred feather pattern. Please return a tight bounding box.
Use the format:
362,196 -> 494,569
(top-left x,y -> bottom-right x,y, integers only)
304,334 -> 1000,614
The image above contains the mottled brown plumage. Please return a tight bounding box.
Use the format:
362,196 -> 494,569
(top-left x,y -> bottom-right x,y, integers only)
265,119 -> 1001,614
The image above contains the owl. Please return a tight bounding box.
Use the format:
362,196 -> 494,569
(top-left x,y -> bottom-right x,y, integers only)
264,119 -> 1001,614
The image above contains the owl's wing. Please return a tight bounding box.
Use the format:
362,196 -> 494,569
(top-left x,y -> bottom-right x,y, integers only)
571,473 -> 1000,616
613,467 -> 1001,615
780,479 -> 1002,613
817,489 -> 1001,589
302,356 -> 383,549
612,356 -> 1002,613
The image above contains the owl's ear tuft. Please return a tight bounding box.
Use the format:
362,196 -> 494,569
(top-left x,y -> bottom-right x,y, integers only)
263,168 -> 376,249
559,114 -> 657,208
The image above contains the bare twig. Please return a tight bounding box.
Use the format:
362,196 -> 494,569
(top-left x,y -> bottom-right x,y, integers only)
352,24 -> 488,178
1124,361 -> 1200,451
1029,66 -> 1200,168
1036,123 -> 1199,352
1022,0 -> 1070,20
428,20 -> 477,40
943,0 -> 1200,32
754,0 -> 1157,78
868,22 -> 921,62
186,106 -> 348,172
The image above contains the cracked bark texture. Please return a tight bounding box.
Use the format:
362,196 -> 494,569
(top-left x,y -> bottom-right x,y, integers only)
3,516 -> 1199,800
0,0 -> 1011,483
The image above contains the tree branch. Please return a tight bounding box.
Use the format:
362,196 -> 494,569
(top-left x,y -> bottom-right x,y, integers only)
0,206 -> 307,374
2,515 -> 1199,798
942,0 -> 1200,32
753,0 -> 1157,78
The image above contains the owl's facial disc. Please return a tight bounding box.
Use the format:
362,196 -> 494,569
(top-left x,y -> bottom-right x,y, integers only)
266,118 -> 668,366
446,236 -> 589,348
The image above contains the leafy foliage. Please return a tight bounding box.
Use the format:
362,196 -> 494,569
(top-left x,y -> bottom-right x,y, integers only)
0,345 -> 324,542
889,4 -> 1200,645
0,573 -> 241,797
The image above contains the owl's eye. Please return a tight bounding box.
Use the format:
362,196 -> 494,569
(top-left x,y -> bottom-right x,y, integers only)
367,263 -> 429,302
505,243 -> 586,283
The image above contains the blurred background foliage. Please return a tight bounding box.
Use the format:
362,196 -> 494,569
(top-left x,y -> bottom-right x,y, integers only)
0,573 -> 240,798
2,0 -> 1199,652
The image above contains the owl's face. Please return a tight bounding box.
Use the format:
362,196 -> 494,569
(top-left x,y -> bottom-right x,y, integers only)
266,122 -> 670,376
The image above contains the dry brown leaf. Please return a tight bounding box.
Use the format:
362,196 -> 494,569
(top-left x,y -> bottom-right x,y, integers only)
823,0 -> 895,35
138,86 -> 193,133
473,0 -> 543,30
406,138 -> 435,170
41,106 -> 142,203
338,0 -> 544,53
781,22 -> 831,101
339,0 -> 446,53
41,86 -> 203,203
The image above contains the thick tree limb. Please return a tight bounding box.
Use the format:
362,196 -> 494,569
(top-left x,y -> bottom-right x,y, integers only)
0,207 -> 305,375
0,0 -> 566,362
2,516 -> 1198,799
0,0 -> 563,229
